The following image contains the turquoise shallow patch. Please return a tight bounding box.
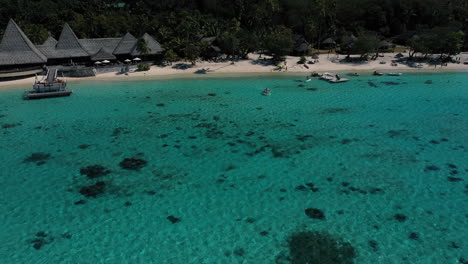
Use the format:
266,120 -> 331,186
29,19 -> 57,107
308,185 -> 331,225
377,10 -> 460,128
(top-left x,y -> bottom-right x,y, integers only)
0,73 -> 467,263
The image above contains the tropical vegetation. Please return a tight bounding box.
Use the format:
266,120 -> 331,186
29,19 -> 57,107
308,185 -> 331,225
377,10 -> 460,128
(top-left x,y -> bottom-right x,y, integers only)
1,0 -> 466,62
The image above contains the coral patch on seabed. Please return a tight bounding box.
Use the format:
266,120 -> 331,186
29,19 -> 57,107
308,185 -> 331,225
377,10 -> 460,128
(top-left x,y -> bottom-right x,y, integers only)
279,231 -> 357,264
27,232 -> 54,250
79,181 -> 106,198
23,152 -> 51,163
167,215 -> 181,224
119,157 -> 148,170
305,208 -> 325,220
80,165 -> 111,178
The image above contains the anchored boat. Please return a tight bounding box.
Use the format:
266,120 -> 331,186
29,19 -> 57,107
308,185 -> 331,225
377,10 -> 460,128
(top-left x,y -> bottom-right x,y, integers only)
26,69 -> 72,99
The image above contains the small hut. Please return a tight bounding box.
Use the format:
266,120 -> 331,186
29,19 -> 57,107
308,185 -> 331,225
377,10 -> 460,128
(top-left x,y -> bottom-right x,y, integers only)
378,40 -> 390,50
292,35 -> 311,55
200,37 -> 221,59
322,38 -> 336,49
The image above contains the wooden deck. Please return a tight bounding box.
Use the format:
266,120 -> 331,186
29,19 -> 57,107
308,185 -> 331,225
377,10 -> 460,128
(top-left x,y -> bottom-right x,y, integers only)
0,69 -> 42,79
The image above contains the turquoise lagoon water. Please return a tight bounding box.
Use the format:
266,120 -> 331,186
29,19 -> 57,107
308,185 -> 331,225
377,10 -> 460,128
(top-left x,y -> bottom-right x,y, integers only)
0,73 -> 467,263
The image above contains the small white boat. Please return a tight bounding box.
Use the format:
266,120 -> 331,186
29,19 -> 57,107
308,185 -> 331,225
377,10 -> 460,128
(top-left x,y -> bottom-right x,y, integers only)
319,72 -> 335,81
306,77 -> 312,82
388,72 -> 402,76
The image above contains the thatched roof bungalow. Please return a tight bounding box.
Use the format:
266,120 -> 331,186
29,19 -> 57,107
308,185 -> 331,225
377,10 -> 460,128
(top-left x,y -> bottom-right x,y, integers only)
37,23 -> 89,64
292,35 -> 311,55
42,36 -> 58,46
0,19 -> 164,69
113,32 -> 163,59
0,19 -> 47,69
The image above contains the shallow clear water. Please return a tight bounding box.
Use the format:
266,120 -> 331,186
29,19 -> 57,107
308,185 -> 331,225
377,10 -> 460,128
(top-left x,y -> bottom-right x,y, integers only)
0,73 -> 467,263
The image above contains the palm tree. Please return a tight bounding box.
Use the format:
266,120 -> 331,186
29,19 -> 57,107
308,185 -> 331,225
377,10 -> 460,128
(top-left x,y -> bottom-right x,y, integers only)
136,38 -> 150,57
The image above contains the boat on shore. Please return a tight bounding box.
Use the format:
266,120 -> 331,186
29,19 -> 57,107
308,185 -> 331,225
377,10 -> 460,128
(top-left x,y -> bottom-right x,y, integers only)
319,72 -> 349,83
373,71 -> 384,76
26,69 -> 72,99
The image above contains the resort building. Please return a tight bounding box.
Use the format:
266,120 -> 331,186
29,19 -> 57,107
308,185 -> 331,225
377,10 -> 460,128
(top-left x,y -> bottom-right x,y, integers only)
0,19 -> 163,75
0,20 -> 47,71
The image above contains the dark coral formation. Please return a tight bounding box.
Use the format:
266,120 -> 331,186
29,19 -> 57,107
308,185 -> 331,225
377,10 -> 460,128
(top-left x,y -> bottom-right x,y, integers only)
387,129 -> 410,138
288,231 -> 357,264
78,144 -> 90,149
23,152 -> 51,163
74,200 -> 87,205
80,165 -> 111,178
295,183 -> 319,192
368,240 -> 379,252
233,248 -> 245,256
305,208 -> 325,220
393,213 -> 407,222
321,108 -> 349,114
381,81 -> 400,85
119,157 -> 147,170
409,232 -> 420,241
28,232 -> 53,250
79,181 -> 106,198
1,123 -> 21,129
167,215 -> 181,223
447,176 -> 463,182
425,165 -> 440,171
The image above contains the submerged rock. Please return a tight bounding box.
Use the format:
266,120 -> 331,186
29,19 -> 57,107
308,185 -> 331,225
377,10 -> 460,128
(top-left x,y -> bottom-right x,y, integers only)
119,157 -> 147,170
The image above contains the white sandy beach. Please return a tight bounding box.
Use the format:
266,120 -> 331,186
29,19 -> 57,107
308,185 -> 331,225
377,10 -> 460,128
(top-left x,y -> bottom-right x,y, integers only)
1,52 -> 467,89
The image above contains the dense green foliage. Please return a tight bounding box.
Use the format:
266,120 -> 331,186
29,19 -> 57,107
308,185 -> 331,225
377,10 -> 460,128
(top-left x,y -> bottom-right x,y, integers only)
137,63 -> 150,71
1,0 -> 466,60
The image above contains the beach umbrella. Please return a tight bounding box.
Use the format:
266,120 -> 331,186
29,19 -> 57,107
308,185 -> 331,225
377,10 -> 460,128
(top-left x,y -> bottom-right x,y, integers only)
94,61 -> 102,65
133,57 -> 141,61
102,60 -> 110,63
124,59 -> 131,63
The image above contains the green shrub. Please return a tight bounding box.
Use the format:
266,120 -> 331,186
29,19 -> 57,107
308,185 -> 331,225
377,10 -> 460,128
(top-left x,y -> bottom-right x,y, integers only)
298,56 -> 306,64
137,63 -> 150,71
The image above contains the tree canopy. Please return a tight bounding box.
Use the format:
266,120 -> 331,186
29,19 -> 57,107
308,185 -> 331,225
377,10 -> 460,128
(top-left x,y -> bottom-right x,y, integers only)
1,0 -> 466,60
